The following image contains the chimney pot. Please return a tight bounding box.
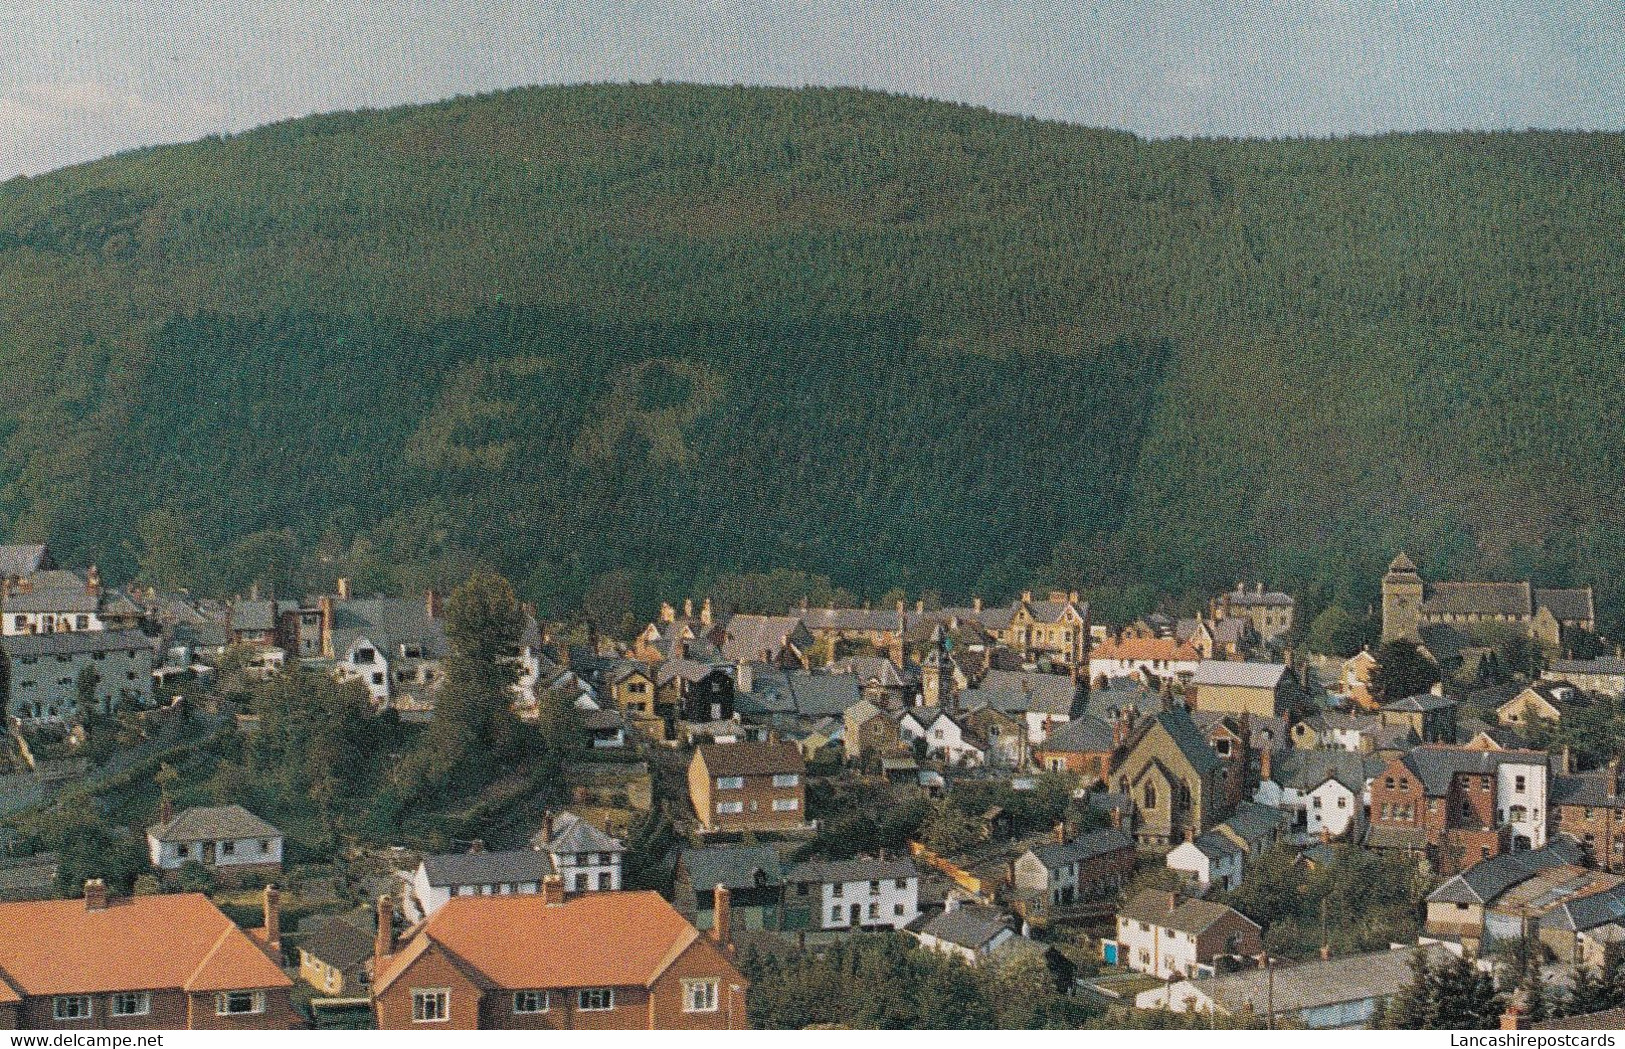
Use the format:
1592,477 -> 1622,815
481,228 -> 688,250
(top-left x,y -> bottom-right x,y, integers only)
973,596 -> 983,614
263,885 -> 281,950
336,577 -> 351,601
84,878 -> 108,911
915,599 -> 924,614
1054,821 -> 1067,844
1022,590 -> 1033,604
374,894 -> 395,967
1319,943 -> 1331,961
1109,807 -> 1122,829
712,884 -> 732,945
683,598 -> 693,619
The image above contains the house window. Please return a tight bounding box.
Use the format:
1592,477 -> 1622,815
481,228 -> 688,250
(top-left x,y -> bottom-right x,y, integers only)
53,995 -> 92,1021
772,798 -> 800,812
895,903 -> 906,915
773,773 -> 800,788
411,989 -> 449,1023
513,991 -> 549,1014
260,839 -> 272,853
572,873 -> 585,892
717,776 -> 744,790
683,980 -> 719,1013
221,840 -> 236,856
76,615 -> 89,630
832,882 -> 844,897
598,871 -> 613,890
216,991 -> 267,1016
894,878 -> 908,890
830,906 -> 843,922
110,992 -> 151,1017
1515,775 -> 1527,792
716,801 -> 744,815
577,989 -> 614,1012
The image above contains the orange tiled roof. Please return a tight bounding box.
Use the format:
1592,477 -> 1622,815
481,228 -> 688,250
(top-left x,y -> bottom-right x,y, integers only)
376,891 -> 728,994
0,894 -> 289,997
1091,637 -> 1200,662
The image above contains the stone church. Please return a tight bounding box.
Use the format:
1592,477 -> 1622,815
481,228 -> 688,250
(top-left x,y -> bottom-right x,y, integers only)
1381,552 -> 1595,652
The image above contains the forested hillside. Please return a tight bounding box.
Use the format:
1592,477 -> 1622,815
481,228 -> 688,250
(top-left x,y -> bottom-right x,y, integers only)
1,84 -> 1622,624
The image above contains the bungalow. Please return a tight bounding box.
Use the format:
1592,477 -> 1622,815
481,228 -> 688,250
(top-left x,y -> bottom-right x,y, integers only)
147,803 -> 283,874
911,898 -> 1019,965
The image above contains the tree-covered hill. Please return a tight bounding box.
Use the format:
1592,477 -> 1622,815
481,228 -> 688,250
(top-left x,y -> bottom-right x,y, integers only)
1,84 -> 1622,623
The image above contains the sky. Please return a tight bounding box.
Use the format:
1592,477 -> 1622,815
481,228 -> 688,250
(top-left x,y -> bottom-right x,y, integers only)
3,0 -> 1623,177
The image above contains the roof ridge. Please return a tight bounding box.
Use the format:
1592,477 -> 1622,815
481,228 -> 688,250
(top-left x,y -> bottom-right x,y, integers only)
180,924 -> 238,992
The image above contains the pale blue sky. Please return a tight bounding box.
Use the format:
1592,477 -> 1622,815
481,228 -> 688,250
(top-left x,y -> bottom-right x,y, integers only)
3,0 -> 1622,177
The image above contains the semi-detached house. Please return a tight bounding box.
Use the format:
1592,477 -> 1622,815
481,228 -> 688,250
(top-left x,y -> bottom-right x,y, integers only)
687,742 -> 806,832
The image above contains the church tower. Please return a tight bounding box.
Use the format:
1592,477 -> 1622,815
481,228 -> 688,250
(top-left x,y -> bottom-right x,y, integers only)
1381,552 -> 1424,642
920,626 -> 955,708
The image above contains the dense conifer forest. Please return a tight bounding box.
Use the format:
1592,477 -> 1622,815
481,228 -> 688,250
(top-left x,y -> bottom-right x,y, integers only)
1,84 -> 1622,622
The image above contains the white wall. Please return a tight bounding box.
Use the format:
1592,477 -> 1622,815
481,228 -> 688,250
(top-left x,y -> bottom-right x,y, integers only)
819,876 -> 918,930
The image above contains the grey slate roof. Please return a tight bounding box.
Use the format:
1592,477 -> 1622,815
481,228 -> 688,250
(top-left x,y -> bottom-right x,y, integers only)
1536,588 -> 1595,623
1029,829 -> 1134,870
718,615 -> 807,663
1541,883 -> 1625,933
328,597 -> 448,660
1189,831 -> 1243,860
536,811 -> 624,854
420,849 -> 553,887
1037,714 -> 1115,753
0,628 -> 153,659
1118,890 -> 1258,936
232,600 -> 282,633
786,857 -> 918,884
148,804 -> 282,843
298,914 -> 374,973
1141,706 -> 1222,776
679,845 -> 783,892
1383,693 -> 1458,713
977,669 -> 1077,715
1269,749 -> 1368,792
1426,838 -> 1587,905
1192,661 -> 1288,689
1215,586 -> 1294,607
1182,945 -> 1450,1016
1423,581 -> 1531,617
0,545 -> 50,578
788,672 -> 862,717
1402,746 -> 1551,796
1550,770 -> 1625,809
1549,658 -> 1625,678
916,904 -> 1014,950
1219,801 -> 1291,844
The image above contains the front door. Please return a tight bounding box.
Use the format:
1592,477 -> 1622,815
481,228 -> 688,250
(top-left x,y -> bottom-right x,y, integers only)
203,841 -> 217,865
849,903 -> 861,926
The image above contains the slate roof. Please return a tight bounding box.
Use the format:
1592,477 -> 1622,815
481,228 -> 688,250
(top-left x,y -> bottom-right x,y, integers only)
977,669 -> 1077,715
1133,706 -> 1221,776
695,740 -> 805,777
1215,586 -> 1294,607
537,811 -> 623,855
797,608 -> 904,633
1426,838 -> 1587,905
148,804 -> 282,843
828,656 -> 909,688
3,570 -> 103,613
1383,693 -> 1458,713
1036,714 -> 1115,753
1418,623 -> 1475,664
420,849 -> 553,888
1187,831 -> 1243,861
1536,587 -> 1595,623
1550,770 -> 1625,809
298,914 -> 373,974
1549,658 -> 1625,678
1028,829 -> 1134,870
1218,802 -> 1291,844
655,658 -> 722,686
786,858 -> 918,884
1402,746 -> 1551,796
678,846 -> 783,892
231,600 -> 282,633
328,597 -> 448,660
1541,883 -> 1625,933
1364,825 -> 1431,850
1192,661 -> 1288,689
1423,581 -> 1532,618
916,904 -> 1014,950
0,545 -> 50,578
788,672 -> 862,717
1269,749 -> 1369,792
0,628 -> 153,659
718,615 -> 806,663
1118,891 -> 1258,936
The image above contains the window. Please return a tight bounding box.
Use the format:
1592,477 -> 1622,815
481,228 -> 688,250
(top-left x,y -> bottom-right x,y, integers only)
683,980 -> 719,1013
1515,775 -> 1527,792
260,839 -> 272,853
578,989 -> 614,1011
411,989 -> 449,1023
830,906 -> 843,922
572,874 -> 584,892
513,991 -> 549,1014
1481,777 -> 1491,790
221,840 -> 236,856
868,902 -> 879,918
598,871 -> 613,890
717,776 -> 744,790
832,882 -> 844,897
110,992 -> 151,1018
216,991 -> 267,1016
53,996 -> 92,1021
773,773 -> 800,788
772,798 -> 799,812
76,615 -> 89,630
1384,777 -> 1395,790
894,878 -> 908,890
894,903 -> 906,916
716,801 -> 744,815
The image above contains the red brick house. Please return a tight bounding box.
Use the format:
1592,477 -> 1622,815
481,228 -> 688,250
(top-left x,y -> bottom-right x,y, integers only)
0,881 -> 296,1030
372,879 -> 748,1029
687,741 -> 806,832
1366,746 -> 1553,874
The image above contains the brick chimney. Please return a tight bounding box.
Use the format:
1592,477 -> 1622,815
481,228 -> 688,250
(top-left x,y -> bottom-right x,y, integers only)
84,878 -> 108,911
159,796 -> 174,827
262,885 -> 281,951
1166,890 -> 1179,913
336,577 -> 352,601
318,596 -> 335,658
374,895 -> 395,971
972,596 -> 983,614
712,884 -> 732,946
540,812 -> 556,849
700,598 -> 713,627
1260,746 -> 1272,784
1184,827 -> 1196,844
1501,990 -> 1529,1031
1021,590 -> 1033,604
426,589 -> 442,620
542,874 -> 565,906
1319,943 -> 1331,961
682,598 -> 694,620
1109,807 -> 1122,830
915,599 -> 925,614
1054,821 -> 1067,844
85,564 -> 101,596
